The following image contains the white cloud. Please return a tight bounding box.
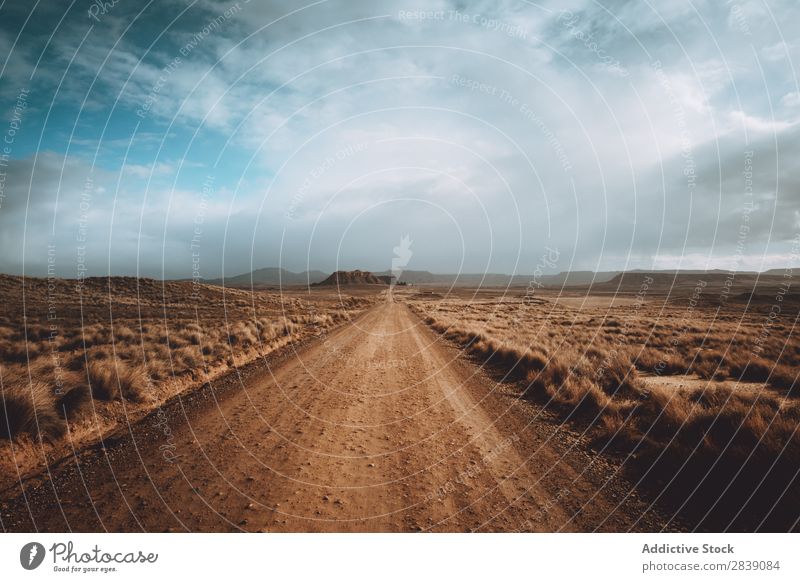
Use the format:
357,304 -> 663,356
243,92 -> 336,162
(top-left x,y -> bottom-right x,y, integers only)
780,91 -> 800,108
729,110 -> 795,133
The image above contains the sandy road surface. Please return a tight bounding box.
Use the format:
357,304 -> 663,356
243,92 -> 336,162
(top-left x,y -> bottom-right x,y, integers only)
1,298 -> 676,532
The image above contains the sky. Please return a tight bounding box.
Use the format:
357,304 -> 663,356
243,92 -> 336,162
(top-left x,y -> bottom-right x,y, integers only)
0,0 -> 799,279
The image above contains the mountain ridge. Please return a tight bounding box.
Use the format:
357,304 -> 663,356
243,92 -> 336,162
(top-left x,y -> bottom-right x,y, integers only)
198,266 -> 793,288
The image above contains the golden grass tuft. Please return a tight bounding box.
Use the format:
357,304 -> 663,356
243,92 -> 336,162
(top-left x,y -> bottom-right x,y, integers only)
86,360 -> 148,402
0,378 -> 65,440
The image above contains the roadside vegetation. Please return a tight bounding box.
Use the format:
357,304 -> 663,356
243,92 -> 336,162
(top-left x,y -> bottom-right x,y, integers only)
410,289 -> 800,531
0,275 -> 371,480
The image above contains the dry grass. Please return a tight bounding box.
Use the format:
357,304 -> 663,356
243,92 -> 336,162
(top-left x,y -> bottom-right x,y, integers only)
0,377 -> 64,441
85,360 -> 148,402
0,275 -> 374,462
410,288 -> 800,530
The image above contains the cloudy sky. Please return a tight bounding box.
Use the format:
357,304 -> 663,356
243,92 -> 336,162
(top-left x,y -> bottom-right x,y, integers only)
0,0 -> 798,278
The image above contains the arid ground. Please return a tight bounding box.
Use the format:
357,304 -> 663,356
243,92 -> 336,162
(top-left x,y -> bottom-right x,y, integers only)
1,273 -> 798,532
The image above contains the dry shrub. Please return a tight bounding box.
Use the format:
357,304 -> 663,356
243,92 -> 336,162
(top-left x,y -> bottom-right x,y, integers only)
768,364 -> 796,391
280,320 -> 297,336
314,314 -> 333,326
472,338 -> 531,379
92,347 -> 112,361
0,339 -> 41,362
57,379 -> 92,416
728,357 -> 796,391
692,359 -> 722,380
8,359 -> 90,419
643,387 -> 799,529
212,342 -> 229,362
228,322 -> 258,347
632,347 -> 662,372
254,317 -> 284,343
86,360 -> 147,402
117,364 -> 149,402
176,347 -> 202,372
549,375 -> 613,419
686,383 -> 734,408
633,386 -> 698,442
332,310 -> 350,321
85,361 -> 118,400
690,349 -> 726,379
655,355 -> 690,376
113,325 -> 136,342
594,351 -> 641,398
525,357 -> 569,395
487,343 -> 533,378
145,358 -> 168,381
421,312 -> 800,530
0,379 -> 64,440
184,322 -> 202,333
147,344 -> 170,362
83,325 -> 111,348
113,346 -> 138,362
167,334 -> 189,349
258,322 -> 278,342
729,357 -> 772,383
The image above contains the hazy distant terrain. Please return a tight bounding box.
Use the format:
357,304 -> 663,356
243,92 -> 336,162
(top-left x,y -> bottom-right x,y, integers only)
201,266 -> 790,290
204,267 -> 329,287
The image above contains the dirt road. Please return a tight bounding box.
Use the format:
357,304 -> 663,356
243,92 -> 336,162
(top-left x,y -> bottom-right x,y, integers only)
1,298 -> 678,532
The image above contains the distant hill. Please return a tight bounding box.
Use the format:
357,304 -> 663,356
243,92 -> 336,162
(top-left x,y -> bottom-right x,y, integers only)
198,266 -> 797,290
206,267 -> 327,287
593,271 -> 793,301
539,271 -> 619,286
373,270 -> 620,287
314,270 -> 392,286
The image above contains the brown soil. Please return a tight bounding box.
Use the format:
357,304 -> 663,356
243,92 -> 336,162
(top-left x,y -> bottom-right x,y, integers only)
0,299 -> 679,532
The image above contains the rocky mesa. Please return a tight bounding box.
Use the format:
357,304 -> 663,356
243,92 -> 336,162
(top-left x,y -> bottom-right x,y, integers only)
314,269 -> 394,286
